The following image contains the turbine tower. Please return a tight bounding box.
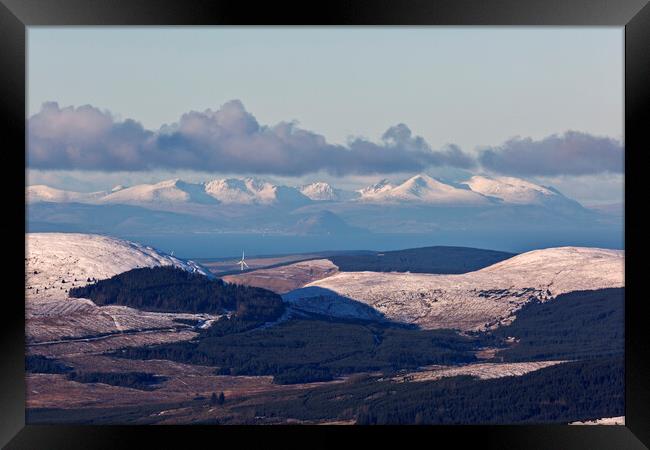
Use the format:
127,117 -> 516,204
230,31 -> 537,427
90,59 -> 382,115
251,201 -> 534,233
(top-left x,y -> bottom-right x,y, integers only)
236,250 -> 249,271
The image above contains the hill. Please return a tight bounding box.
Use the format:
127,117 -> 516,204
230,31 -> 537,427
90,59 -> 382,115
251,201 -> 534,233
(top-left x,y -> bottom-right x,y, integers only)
329,246 -> 515,274
285,247 -> 624,331
26,232 -> 209,301
70,266 -> 284,320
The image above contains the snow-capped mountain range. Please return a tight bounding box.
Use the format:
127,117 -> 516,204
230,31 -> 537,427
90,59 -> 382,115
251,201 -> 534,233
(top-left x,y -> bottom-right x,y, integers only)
27,173 -> 580,208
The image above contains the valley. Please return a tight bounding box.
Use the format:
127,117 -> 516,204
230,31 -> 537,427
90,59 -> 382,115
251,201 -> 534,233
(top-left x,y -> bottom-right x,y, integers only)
24,232 -> 625,425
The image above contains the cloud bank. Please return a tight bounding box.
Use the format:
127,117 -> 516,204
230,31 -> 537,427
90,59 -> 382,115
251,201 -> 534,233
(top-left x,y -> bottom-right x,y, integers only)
29,101 -> 475,176
478,131 -> 623,176
28,101 -> 623,177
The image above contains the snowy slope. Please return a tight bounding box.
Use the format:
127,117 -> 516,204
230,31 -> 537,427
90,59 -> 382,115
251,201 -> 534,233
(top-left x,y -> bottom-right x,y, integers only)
27,185 -> 107,203
299,182 -> 359,202
357,179 -> 395,199
358,174 -> 489,205
26,233 -> 210,301
101,179 -> 218,205
463,175 -> 580,207
25,233 -> 215,343
204,177 -> 310,206
284,247 -> 624,331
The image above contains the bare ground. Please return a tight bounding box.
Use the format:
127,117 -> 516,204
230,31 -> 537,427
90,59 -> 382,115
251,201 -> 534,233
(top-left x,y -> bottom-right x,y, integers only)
222,259 -> 338,293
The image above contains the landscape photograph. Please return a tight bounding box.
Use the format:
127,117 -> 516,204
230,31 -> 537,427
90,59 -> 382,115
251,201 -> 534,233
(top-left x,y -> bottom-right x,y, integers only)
25,27 -> 625,425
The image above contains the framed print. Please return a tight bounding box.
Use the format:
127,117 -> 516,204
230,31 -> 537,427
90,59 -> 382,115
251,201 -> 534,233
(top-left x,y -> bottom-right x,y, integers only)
1,0 -> 649,448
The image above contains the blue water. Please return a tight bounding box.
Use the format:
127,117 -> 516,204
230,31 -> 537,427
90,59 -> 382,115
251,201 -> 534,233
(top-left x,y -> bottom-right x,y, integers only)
119,228 -> 624,259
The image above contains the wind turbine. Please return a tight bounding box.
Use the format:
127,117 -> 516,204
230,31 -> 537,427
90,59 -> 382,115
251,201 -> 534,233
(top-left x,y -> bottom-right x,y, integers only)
236,250 -> 249,271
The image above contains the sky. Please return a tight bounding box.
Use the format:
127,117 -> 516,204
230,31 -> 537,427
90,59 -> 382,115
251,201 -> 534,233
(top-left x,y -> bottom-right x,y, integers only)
27,27 -> 624,205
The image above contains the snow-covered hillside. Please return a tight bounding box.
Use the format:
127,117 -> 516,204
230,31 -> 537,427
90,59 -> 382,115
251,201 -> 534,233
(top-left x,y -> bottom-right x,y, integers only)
394,360 -> 566,383
26,233 -> 209,301
284,247 -> 624,331
101,179 -> 218,205
357,174 -> 489,205
27,185 -> 106,204
462,175 -> 581,208
26,233 -> 214,343
28,177 -> 311,207
358,179 -> 395,199
204,177 -> 309,206
299,182 -> 358,202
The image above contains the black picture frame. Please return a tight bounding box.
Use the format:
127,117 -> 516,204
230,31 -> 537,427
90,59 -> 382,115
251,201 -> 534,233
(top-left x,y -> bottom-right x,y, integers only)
2,0 -> 648,448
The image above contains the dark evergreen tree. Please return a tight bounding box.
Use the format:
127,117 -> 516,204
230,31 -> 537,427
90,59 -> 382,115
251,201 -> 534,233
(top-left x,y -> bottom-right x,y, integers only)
69,266 -> 284,320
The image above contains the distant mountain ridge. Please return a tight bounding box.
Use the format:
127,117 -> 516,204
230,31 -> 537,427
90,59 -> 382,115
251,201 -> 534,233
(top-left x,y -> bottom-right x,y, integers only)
28,173 -> 582,208
27,174 -> 614,241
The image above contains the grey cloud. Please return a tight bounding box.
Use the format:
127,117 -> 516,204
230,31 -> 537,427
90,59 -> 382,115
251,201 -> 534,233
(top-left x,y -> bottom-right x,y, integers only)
29,102 -> 155,171
478,131 -> 623,176
29,102 -> 620,177
28,100 -> 475,176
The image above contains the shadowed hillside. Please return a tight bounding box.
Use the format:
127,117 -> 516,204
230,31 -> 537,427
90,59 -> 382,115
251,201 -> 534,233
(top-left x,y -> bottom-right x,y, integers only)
329,246 -> 516,274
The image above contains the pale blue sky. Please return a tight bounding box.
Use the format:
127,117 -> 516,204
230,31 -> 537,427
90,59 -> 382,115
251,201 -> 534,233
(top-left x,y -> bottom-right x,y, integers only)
27,27 -> 624,204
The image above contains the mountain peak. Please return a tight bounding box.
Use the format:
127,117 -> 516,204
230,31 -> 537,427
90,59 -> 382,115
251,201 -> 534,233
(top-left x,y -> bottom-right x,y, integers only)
360,174 -> 488,205
358,179 -> 395,198
299,182 -> 359,202
204,177 -> 273,204
401,173 -> 449,191
299,182 -> 335,201
156,178 -> 182,186
406,173 -> 436,183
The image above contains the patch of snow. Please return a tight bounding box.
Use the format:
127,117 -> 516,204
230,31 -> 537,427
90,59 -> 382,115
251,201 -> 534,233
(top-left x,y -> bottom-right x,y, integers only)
394,360 -> 567,383
570,416 -> 625,425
